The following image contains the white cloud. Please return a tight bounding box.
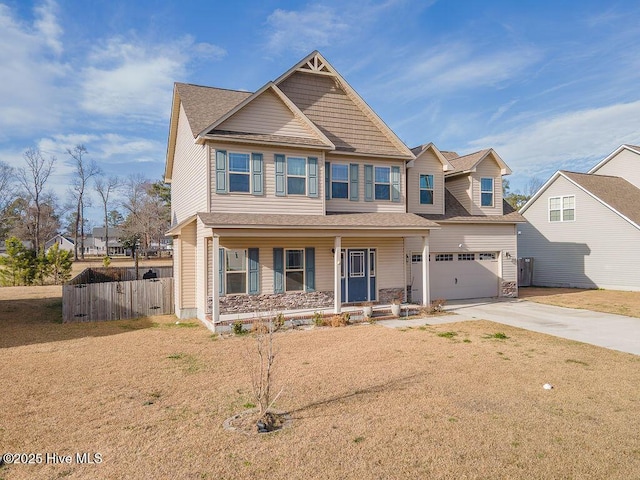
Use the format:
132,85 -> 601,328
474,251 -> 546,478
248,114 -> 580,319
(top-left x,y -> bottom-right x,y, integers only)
468,100 -> 640,181
374,42 -> 542,102
0,1 -> 68,138
265,4 -> 349,54
34,0 -> 63,55
79,35 -> 225,121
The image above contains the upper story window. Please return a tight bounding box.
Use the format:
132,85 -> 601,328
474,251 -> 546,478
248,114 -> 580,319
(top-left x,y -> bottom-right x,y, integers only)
375,167 -> 391,200
331,164 -> 349,199
287,157 -> 306,195
481,178 -> 494,207
420,174 -> 434,204
228,153 -> 250,193
215,150 -> 263,196
549,195 -> 575,222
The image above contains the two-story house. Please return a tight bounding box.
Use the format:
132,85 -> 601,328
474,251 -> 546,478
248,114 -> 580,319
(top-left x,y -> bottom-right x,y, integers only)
165,51 -> 524,326
519,144 -> 640,290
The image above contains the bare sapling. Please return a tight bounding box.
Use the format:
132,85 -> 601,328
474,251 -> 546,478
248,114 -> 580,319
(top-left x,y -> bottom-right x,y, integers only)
249,314 -> 285,432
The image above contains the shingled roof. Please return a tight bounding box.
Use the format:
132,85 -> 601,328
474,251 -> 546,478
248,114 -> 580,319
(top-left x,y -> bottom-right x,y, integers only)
561,171 -> 640,226
175,83 -> 250,138
196,212 -> 439,230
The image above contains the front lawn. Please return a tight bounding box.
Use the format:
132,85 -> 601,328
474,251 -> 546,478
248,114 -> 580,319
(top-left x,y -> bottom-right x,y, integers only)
520,287 -> 640,318
1,286 -> 639,479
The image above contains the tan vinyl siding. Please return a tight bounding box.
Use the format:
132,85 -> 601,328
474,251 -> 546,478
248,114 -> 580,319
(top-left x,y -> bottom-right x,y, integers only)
196,218 -> 209,317
180,221 -> 197,310
209,143 -> 325,215
173,236 -> 181,311
325,155 -> 406,213
405,224 -> 518,284
519,175 -> 640,290
171,103 -> 208,224
407,150 -> 445,215
591,148 -> 640,189
210,236 -> 405,297
471,159 -> 503,215
446,175 -> 471,212
217,90 -> 317,139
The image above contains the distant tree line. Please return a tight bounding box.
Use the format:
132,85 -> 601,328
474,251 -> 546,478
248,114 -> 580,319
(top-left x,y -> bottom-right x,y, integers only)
0,145 -> 171,285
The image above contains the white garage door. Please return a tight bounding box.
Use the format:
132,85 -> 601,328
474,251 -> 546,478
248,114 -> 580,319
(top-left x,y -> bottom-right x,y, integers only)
411,252 -> 500,302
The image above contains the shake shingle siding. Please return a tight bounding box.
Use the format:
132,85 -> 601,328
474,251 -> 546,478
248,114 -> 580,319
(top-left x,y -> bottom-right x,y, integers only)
278,72 -> 401,157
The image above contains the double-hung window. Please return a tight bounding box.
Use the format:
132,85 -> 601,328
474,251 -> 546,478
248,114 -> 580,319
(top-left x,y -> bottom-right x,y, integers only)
331,164 -> 349,199
285,249 -> 305,291
287,157 -> 306,195
225,249 -> 247,294
228,153 -> 251,193
420,174 -> 434,204
481,178 -> 494,207
549,195 -> 575,222
375,167 -> 391,200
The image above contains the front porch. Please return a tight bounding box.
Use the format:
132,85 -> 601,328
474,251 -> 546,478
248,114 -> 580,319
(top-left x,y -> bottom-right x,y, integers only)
172,212 -> 440,325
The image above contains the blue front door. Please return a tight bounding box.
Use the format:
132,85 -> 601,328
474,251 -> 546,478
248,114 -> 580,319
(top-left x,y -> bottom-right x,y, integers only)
347,249 -> 368,302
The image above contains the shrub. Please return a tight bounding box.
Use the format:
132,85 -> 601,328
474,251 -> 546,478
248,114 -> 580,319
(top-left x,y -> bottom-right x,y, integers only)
312,311 -> 324,327
233,320 -> 245,335
103,255 -> 111,267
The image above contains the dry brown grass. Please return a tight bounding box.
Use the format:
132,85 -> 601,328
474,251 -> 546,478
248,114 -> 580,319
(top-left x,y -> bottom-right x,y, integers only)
1,286 -> 640,479
520,287 -> 640,318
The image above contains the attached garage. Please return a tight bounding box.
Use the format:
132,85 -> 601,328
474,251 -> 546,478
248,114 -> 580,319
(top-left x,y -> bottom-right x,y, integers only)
410,252 -> 500,302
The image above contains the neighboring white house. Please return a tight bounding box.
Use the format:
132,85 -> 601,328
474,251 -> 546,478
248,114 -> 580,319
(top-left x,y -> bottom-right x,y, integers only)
44,234 -> 75,253
518,144 -> 640,291
164,51 -> 525,325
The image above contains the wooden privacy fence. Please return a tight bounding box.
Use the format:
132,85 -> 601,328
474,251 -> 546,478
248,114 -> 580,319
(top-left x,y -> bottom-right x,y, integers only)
63,267 -> 174,322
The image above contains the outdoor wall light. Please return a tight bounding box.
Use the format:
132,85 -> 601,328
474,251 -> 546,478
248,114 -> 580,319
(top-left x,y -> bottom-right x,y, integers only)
504,251 -> 512,259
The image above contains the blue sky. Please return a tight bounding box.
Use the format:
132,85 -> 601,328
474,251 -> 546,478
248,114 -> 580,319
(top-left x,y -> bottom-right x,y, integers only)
3,0 -> 640,224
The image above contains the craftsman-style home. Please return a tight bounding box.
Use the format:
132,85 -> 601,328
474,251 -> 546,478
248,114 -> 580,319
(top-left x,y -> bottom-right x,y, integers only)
165,51 -> 524,326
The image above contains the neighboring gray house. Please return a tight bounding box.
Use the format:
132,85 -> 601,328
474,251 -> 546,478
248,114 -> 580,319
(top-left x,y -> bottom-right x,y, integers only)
518,144 -> 640,291
91,227 -> 126,256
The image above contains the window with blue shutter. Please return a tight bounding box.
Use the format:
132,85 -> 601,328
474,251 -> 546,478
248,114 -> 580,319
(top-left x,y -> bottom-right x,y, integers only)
218,247 -> 225,295
248,248 -> 260,294
275,155 -> 286,196
325,161 -> 330,199
364,164 -> 373,202
308,157 -> 318,197
273,248 -> 284,293
350,163 -> 359,201
391,165 -> 401,202
251,153 -> 263,195
305,248 -> 315,292
215,150 -> 227,194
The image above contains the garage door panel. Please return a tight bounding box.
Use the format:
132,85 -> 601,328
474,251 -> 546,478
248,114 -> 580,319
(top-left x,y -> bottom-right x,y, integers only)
413,252 -> 499,301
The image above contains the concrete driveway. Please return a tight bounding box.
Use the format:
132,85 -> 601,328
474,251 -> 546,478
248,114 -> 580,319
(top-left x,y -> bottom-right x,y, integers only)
442,298 -> 640,356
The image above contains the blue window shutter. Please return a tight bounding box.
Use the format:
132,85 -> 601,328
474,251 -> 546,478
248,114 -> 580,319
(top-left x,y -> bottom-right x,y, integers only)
391,166 -> 401,202
350,163 -> 359,201
275,154 -> 285,196
215,150 -> 227,194
248,248 -> 259,294
218,248 -> 225,296
273,248 -> 284,293
251,153 -> 263,195
325,162 -> 330,199
305,248 -> 315,292
364,164 -> 373,202
307,157 -> 318,197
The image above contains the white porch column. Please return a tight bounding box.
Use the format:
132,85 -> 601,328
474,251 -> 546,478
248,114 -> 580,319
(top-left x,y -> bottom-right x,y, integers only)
211,235 -> 220,324
334,236 -> 342,313
421,235 -> 430,306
